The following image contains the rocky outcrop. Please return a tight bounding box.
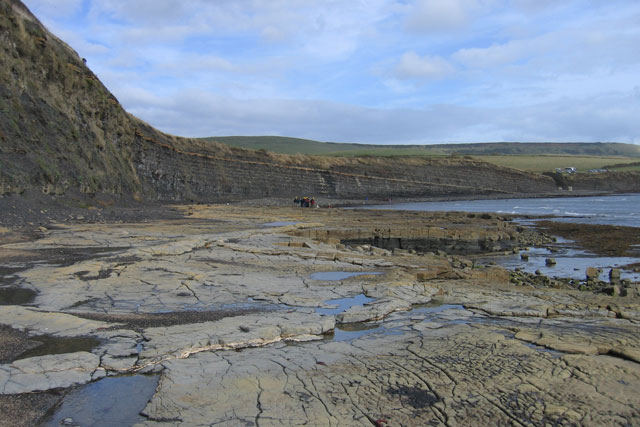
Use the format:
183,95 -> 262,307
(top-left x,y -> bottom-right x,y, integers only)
133,127 -> 558,200
0,204 -> 639,425
568,171 -> 640,193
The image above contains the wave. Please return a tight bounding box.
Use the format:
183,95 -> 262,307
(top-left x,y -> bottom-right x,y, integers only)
563,211 -> 592,217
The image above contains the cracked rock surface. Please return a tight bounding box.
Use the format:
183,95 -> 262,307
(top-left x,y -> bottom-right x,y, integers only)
0,205 -> 638,425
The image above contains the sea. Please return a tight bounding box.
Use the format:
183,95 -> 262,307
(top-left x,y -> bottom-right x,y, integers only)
362,193 -> 640,282
364,194 -> 640,228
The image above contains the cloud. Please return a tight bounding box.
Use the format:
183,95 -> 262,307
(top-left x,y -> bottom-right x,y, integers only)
20,0 -> 640,145
405,0 -> 486,33
394,52 -> 454,80
406,0 -> 467,32
20,0 -> 83,18
452,37 -> 545,69
118,84 -> 640,145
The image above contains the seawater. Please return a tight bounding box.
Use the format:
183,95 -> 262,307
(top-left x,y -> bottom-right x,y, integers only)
363,194 -> 640,227
360,193 -> 640,280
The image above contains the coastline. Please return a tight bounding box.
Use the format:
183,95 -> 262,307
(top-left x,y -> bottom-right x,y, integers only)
0,203 -> 638,425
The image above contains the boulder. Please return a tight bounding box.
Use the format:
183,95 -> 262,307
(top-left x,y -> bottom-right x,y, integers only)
470,266 -> 511,284
609,268 -> 621,284
586,267 -> 601,281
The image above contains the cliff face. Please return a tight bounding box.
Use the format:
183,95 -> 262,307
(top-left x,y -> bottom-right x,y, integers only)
132,123 -> 558,200
1,1 -> 634,203
0,0 -> 143,196
567,172 -> 640,193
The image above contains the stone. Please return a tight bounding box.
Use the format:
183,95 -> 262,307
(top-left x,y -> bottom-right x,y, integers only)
609,268 -> 621,283
520,252 -> 529,260
0,352 -> 100,394
586,267 -> 601,281
545,258 -> 556,266
336,299 -> 411,323
469,266 -> 510,284
608,346 -> 640,363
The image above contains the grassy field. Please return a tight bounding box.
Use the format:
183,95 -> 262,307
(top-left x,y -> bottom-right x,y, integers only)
603,164 -> 640,172
470,155 -> 640,173
200,136 -> 368,155
200,136 -> 640,173
323,147 -> 445,157
202,137 -> 640,158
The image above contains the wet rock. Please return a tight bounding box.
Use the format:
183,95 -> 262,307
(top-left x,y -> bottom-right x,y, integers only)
336,299 -> 411,323
586,267 -> 602,281
469,266 -> 510,284
139,312 -> 335,362
520,252 -> 529,260
604,285 -> 622,297
545,257 -> 556,266
2,205 -> 639,425
609,268 -> 621,283
0,352 -> 100,394
0,306 -> 114,337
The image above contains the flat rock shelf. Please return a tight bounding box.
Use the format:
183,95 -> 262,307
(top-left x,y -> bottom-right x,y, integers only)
0,204 -> 638,426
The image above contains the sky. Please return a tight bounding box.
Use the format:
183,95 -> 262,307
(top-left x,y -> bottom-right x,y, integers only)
22,0 -> 640,144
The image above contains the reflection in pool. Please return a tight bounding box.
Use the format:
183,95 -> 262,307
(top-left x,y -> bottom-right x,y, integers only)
316,293 -> 374,315
45,375 -> 160,427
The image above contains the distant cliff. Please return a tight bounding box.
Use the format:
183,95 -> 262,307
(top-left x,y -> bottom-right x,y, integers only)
0,1 -> 636,202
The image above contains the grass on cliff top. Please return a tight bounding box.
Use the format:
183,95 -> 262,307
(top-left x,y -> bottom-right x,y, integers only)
201,136 -> 640,158
200,136 -> 640,173
470,155 -> 640,173
200,136 -> 367,155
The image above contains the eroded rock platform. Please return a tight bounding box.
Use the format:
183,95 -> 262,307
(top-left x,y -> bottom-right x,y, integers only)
0,205 -> 638,426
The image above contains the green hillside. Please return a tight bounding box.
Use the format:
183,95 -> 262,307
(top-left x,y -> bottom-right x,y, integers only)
201,137 -> 640,158
200,136 -> 368,155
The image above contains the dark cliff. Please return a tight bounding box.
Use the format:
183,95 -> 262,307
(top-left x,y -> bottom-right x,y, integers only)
1,1 -> 635,203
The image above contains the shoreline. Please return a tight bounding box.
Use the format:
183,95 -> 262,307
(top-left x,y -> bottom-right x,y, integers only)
1,190 -> 638,231
234,189 -> 638,209
0,203 -> 638,425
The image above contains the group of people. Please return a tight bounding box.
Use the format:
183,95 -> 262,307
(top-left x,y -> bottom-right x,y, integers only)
293,196 -> 317,208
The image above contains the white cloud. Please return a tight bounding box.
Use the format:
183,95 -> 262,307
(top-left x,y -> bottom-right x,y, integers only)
406,0 -> 469,32
394,52 -> 454,80
119,84 -> 640,145
19,0 -> 640,144
452,37 -> 545,69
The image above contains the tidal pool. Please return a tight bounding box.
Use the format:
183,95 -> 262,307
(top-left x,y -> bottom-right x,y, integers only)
481,247 -> 640,281
45,375 -> 159,427
316,293 -> 374,315
262,221 -> 297,227
0,287 -> 36,305
332,322 -> 383,341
